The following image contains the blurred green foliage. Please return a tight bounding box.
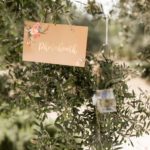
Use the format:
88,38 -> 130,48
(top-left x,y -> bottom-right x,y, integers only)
73,16 -> 105,51
118,0 -> 150,77
0,75 -> 10,100
0,103 -> 36,150
138,44 -> 150,79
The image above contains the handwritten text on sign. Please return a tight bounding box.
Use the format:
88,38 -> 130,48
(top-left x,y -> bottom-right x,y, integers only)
23,21 -> 88,67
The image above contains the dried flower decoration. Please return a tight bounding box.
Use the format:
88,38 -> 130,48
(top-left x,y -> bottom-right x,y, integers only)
26,23 -> 49,46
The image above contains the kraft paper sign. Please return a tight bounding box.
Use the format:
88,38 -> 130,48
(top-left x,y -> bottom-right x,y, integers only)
22,21 -> 88,67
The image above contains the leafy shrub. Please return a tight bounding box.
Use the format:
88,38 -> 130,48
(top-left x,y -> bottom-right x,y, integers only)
4,54 -> 149,149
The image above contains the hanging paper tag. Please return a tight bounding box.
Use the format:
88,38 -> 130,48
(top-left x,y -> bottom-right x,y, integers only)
92,89 -> 116,113
22,21 -> 88,67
